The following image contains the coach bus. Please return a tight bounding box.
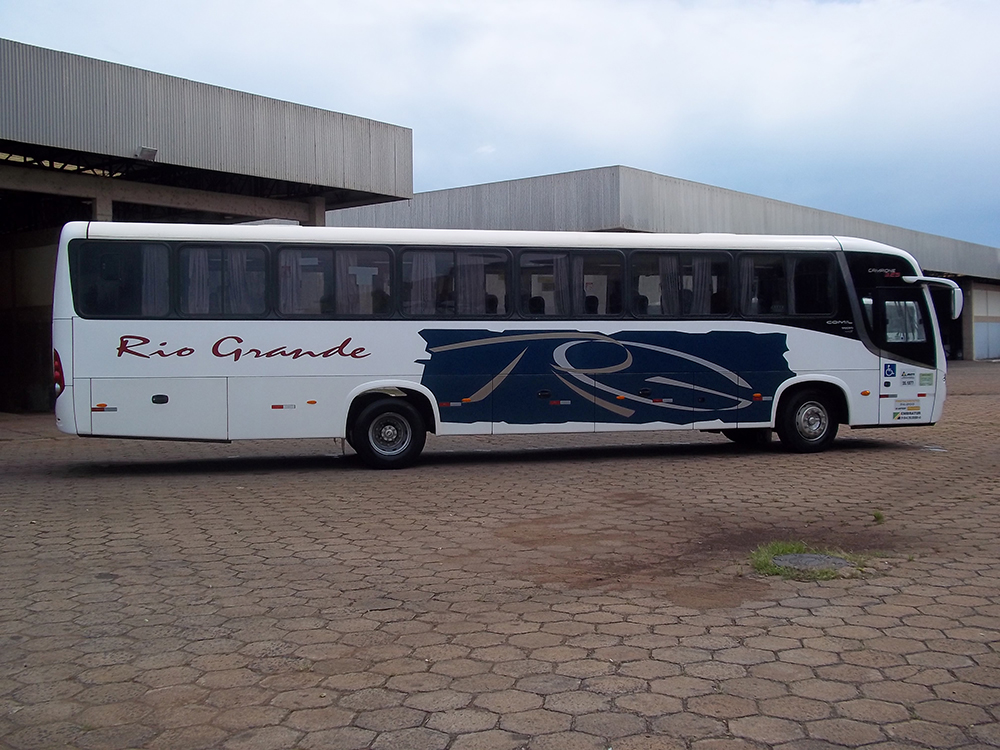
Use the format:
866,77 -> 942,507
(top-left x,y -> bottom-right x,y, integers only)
52,222 -> 962,468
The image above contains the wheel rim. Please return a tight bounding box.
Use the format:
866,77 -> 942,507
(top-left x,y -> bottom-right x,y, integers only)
795,401 -> 829,442
368,413 -> 411,457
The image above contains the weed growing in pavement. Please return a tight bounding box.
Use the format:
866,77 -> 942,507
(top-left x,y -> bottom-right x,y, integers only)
872,509 -> 886,524
749,540 -> 871,581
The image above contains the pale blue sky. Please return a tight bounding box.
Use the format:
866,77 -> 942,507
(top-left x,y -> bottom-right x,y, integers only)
2,0 -> 998,246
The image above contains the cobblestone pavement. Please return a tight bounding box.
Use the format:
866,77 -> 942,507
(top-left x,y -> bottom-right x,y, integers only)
2,361 -> 999,750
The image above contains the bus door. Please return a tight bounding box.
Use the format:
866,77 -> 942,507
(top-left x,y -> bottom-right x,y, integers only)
870,287 -> 938,425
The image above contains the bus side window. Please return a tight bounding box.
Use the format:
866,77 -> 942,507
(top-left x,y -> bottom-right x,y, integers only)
402,249 -> 455,316
71,242 -> 169,318
180,244 -> 266,317
573,252 -> 623,315
739,255 -> 786,316
278,247 -> 334,316
519,252 -> 569,316
684,253 -> 730,316
333,248 -> 392,316
791,256 -> 834,315
456,250 -> 509,316
630,252 -> 683,317
885,300 -> 927,343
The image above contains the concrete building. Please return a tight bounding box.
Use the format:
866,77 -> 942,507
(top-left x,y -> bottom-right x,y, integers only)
327,165 -> 1000,361
0,38 -> 412,411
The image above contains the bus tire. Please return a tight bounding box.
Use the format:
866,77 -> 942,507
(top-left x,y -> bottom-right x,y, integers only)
722,428 -> 772,447
351,398 -> 426,469
776,389 -> 839,453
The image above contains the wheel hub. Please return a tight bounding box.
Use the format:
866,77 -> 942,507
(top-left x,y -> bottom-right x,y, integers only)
796,402 -> 828,440
369,415 -> 410,456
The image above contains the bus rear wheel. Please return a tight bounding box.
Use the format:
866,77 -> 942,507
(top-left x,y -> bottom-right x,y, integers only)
351,398 -> 426,469
776,389 -> 838,453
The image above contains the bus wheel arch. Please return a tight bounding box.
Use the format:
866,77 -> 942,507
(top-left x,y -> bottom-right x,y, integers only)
346,389 -> 435,469
774,382 -> 847,453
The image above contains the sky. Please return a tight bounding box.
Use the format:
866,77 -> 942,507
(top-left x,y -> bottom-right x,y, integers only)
2,0 -> 998,247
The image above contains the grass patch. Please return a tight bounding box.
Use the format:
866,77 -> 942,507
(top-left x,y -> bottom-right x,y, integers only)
872,509 -> 886,525
750,540 -> 871,581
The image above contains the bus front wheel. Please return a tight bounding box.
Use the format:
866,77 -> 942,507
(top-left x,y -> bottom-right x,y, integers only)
776,390 -> 839,453
351,398 -> 426,469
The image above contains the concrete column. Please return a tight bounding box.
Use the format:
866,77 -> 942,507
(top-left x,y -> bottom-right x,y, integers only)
304,196 -> 326,227
961,279 -> 975,360
92,194 -> 113,221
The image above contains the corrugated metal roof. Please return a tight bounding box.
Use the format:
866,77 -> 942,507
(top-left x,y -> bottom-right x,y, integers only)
0,38 -> 412,198
327,165 -> 1000,280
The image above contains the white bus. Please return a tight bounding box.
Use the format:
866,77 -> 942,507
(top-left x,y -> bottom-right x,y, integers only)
52,221 -> 962,468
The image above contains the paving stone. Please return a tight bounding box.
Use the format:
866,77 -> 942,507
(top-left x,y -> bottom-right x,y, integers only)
688,694 -> 758,719
147,724 -> 228,749
284,705 -> 354,731
730,714 -> 807,743
76,724 -> 159,750
544,690 -> 610,715
297,726 -> 376,749
3,364 -> 1000,750
613,736 -> 686,750
886,720 -> 971,748
427,708 -> 498,733
370,726 -> 450,750
448,729 -> 531,750
615,692 -> 683,716
651,712 -> 727,739
474,689 -> 543,713
528,731 -> 608,749
500,708 -> 573,734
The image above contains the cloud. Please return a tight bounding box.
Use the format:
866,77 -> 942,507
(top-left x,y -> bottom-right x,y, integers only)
2,0 -> 998,244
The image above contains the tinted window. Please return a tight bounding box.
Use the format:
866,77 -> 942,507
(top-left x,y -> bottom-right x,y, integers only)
402,250 -> 455,315
278,246 -> 335,315
332,247 -> 393,316
71,241 -> 169,318
574,253 -> 623,315
179,244 -> 266,316
519,252 -> 570,316
739,253 -> 836,317
792,256 -> 835,314
456,250 -> 509,315
739,255 -> 787,315
631,252 -> 730,317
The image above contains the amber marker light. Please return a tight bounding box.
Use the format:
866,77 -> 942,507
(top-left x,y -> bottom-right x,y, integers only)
861,390 -> 871,396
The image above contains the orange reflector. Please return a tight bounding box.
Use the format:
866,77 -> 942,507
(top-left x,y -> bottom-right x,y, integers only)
306,400 -> 317,405
616,395 -> 625,400
861,390 -> 871,396
462,398 -> 471,402
752,393 -> 762,401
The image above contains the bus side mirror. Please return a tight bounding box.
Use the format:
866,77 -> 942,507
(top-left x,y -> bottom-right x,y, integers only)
950,287 -> 964,320
903,275 -> 963,320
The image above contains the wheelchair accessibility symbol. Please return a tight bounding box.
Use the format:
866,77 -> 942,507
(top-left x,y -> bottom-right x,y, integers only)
884,364 -> 896,378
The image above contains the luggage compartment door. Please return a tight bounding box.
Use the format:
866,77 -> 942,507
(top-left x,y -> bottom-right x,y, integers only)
90,378 -> 229,440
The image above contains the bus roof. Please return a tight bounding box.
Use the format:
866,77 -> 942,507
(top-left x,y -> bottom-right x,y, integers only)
63,221 -> 918,262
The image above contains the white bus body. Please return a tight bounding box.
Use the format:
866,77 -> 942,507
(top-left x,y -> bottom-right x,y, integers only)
52,222 -> 961,467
